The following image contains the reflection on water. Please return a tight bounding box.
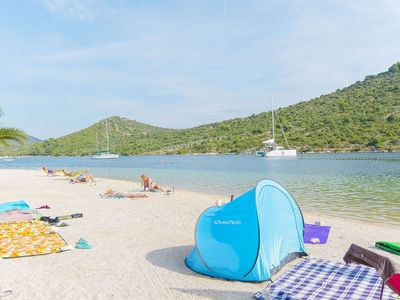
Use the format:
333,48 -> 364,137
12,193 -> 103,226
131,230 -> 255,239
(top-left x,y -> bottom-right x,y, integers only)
1,153 -> 400,226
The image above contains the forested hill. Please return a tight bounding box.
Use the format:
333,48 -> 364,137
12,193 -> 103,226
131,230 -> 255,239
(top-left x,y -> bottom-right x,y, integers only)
30,62 -> 400,155
0,135 -> 41,155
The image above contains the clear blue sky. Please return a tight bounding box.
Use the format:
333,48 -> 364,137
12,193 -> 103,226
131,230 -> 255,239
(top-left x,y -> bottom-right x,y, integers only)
1,0 -> 400,139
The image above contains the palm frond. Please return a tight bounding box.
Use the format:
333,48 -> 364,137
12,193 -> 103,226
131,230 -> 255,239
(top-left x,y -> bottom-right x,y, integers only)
0,128 -> 27,146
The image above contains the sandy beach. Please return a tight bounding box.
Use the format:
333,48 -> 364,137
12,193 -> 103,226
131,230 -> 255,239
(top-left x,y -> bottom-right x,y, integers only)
0,169 -> 399,299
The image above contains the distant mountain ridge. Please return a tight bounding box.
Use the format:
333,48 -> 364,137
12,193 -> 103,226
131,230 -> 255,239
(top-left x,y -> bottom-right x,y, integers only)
29,62 -> 400,155
27,135 -> 42,145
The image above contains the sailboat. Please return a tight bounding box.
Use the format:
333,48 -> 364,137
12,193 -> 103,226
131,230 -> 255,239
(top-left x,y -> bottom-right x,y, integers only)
0,156 -> 14,161
92,118 -> 119,159
257,102 -> 297,157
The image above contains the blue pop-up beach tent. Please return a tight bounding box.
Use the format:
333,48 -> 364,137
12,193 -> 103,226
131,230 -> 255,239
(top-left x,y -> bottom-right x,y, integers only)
185,179 -> 306,282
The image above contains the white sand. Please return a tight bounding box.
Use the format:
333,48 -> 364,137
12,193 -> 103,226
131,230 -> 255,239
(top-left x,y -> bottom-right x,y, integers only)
0,169 -> 399,299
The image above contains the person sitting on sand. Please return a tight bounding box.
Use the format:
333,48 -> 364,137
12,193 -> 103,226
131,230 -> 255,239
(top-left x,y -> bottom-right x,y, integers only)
70,174 -> 95,184
42,166 -> 62,176
100,189 -> 148,199
140,174 -> 153,191
140,174 -> 173,193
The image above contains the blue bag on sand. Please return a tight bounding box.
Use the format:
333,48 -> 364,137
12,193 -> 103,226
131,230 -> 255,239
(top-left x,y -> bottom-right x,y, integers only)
75,238 -> 92,249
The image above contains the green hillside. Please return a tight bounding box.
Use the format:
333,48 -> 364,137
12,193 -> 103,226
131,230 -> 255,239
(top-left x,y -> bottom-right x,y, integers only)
30,117 -> 175,156
0,135 -> 41,155
30,62 -> 400,155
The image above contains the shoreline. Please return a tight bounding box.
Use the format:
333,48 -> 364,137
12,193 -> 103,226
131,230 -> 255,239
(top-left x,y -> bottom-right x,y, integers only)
0,169 -> 399,299
2,167 -> 399,227
3,150 -> 400,157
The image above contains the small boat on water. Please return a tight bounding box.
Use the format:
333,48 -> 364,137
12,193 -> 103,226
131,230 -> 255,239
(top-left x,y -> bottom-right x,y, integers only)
257,102 -> 297,157
92,118 -> 119,159
92,152 -> 119,159
262,143 -> 297,157
0,156 -> 14,161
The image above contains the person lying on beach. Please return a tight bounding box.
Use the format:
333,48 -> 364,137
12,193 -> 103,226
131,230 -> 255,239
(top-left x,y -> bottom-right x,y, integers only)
62,169 -> 88,177
150,183 -> 165,192
140,174 -> 173,193
100,189 -> 149,199
70,174 -> 95,184
42,166 -> 63,176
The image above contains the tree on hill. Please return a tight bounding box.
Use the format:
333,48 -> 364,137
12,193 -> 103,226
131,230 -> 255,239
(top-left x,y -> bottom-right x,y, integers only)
389,62 -> 400,73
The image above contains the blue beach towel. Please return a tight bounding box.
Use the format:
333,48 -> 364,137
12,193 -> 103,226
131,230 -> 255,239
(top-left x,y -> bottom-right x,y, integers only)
0,200 -> 30,213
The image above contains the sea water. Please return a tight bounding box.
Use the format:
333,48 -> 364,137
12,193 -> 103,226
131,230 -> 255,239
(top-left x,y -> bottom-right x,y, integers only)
1,153 -> 399,226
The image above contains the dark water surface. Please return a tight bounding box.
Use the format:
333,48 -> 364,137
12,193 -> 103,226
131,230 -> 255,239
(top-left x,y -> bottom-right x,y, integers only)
1,153 -> 400,225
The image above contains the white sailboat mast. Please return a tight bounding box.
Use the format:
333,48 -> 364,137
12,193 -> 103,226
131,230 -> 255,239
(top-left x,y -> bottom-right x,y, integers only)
96,133 -> 99,151
105,118 -> 110,152
91,117 -> 119,159
271,100 -> 275,142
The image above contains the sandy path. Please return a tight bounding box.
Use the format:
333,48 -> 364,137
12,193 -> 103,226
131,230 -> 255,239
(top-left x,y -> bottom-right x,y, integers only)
0,169 -> 398,299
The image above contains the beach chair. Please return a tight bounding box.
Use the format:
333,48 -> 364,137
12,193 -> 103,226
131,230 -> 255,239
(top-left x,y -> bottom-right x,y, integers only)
62,169 -> 88,177
343,243 -> 400,299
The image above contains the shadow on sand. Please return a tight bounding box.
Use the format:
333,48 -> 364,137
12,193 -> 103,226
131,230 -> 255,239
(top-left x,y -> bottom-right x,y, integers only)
146,246 -> 259,299
146,245 -> 201,277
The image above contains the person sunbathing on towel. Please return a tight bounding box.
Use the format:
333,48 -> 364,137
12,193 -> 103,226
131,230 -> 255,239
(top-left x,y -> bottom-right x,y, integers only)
70,174 -> 95,184
42,166 -> 62,176
140,174 -> 173,193
101,189 -> 148,198
150,183 -> 166,192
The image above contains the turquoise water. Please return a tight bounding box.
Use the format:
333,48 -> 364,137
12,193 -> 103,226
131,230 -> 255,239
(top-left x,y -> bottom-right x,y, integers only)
1,153 -> 400,226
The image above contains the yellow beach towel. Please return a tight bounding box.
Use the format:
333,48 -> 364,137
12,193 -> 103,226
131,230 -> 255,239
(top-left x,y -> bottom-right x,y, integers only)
0,233 -> 67,258
0,220 -> 68,258
0,220 -> 51,239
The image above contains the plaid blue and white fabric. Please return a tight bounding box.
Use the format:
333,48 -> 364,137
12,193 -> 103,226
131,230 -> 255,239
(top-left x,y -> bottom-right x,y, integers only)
264,259 -> 397,300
